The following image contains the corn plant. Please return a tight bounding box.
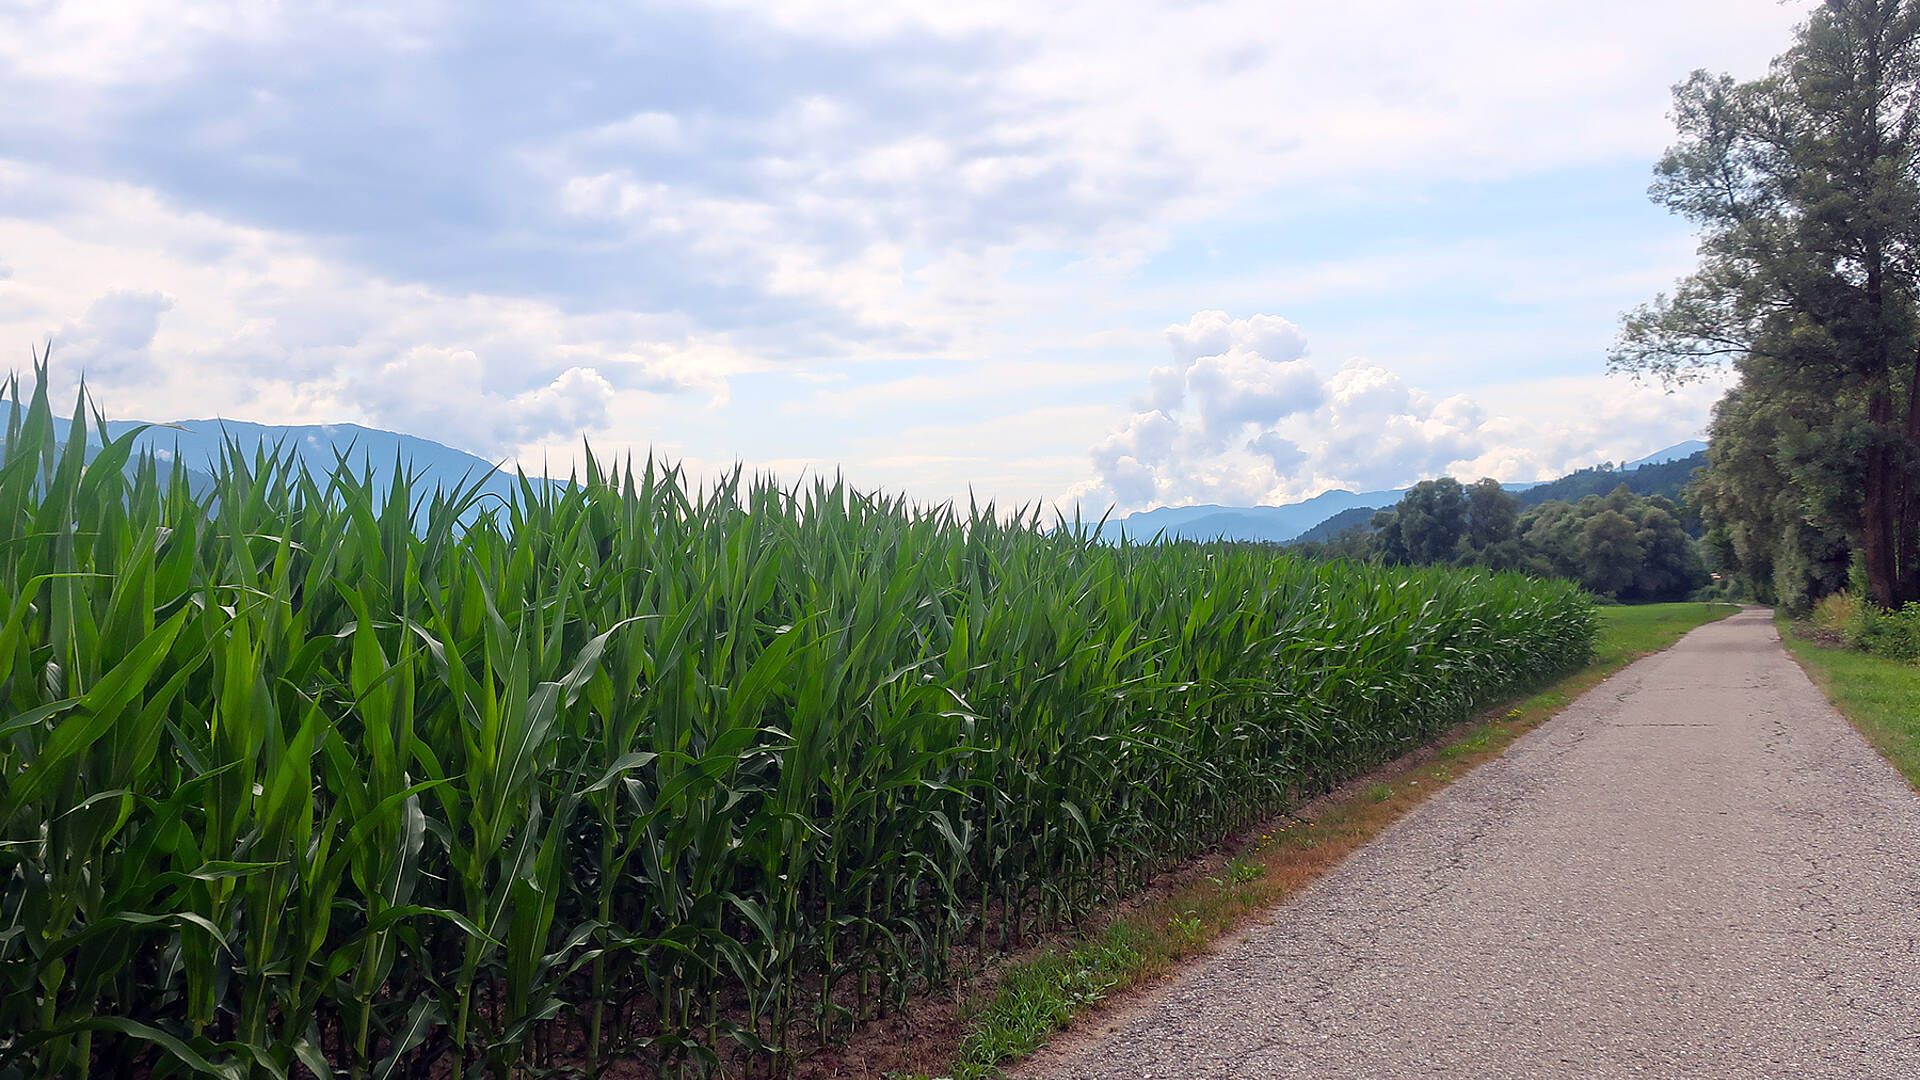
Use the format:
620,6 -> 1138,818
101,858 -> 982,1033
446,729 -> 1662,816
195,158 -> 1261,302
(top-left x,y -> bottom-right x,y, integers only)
0,360 -> 1594,1078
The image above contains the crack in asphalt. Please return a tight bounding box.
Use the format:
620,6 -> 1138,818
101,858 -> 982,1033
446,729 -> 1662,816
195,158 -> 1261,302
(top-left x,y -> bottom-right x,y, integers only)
1018,609 -> 1920,1080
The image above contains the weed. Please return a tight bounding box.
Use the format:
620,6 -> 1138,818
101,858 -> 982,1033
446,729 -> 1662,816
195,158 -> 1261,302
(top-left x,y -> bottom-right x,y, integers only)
1166,911 -> 1206,949
1210,858 -> 1264,888
948,926 -> 1146,1077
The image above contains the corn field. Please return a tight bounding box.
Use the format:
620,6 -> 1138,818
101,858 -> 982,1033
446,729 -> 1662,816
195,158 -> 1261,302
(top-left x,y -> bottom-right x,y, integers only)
0,365 -> 1595,1079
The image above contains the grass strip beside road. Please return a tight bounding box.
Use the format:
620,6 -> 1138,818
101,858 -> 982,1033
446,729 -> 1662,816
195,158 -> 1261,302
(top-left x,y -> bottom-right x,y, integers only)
1779,615 -> 1920,790
916,601 -> 1741,1080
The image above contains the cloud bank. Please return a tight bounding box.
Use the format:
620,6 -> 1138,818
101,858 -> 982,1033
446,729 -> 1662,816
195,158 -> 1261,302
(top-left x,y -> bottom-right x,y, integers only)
1087,312 -> 1725,512
0,1 -> 1797,504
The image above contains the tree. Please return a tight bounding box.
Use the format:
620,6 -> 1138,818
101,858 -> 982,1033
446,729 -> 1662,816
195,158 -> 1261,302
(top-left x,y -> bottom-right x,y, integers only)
1517,500 -> 1584,580
1581,509 -> 1645,598
1612,0 -> 1920,607
1359,476 -> 1705,600
1368,506 -> 1408,564
1629,499 -> 1706,601
1517,486 -> 1707,600
1690,376 -> 1862,606
1391,478 -> 1469,563
1466,477 -> 1519,550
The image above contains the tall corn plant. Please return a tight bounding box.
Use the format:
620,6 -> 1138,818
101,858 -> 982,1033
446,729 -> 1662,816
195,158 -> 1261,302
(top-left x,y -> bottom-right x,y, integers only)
0,360 -> 1594,1079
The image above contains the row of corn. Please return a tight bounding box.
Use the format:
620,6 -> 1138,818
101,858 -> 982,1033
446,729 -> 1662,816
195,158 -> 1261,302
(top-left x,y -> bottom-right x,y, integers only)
0,365 -> 1595,1078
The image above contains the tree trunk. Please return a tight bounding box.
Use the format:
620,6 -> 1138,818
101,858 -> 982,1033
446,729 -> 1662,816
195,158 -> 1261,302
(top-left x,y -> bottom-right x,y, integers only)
1899,350 -> 1920,605
1864,380 -> 1899,608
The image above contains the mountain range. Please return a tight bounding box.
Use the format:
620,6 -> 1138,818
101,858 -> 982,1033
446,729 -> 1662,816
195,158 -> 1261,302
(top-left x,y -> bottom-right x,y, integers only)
23,409 -> 1710,544
1619,440 -> 1707,470
103,417 -> 527,504
1103,440 -> 1710,544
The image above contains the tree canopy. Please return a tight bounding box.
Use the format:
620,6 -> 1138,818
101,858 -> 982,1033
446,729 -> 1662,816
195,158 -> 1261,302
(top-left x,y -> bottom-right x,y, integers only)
1327,479 -> 1704,602
1613,0 -> 1920,608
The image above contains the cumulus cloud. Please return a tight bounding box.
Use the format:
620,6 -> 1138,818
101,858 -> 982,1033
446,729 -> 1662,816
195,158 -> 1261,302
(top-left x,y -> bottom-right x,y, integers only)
1310,364 -> 1485,491
349,348 -> 618,455
1086,311 -> 1717,513
1094,311 -> 1457,508
0,163 -> 750,466
1121,312 -> 1322,457
56,288 -> 173,379
0,2 -> 1790,506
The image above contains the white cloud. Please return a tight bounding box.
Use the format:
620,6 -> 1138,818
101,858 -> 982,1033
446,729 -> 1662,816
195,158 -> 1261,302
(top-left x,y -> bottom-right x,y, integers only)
0,161 -> 750,462
1167,310 -> 1309,367
0,1 -> 1803,507
588,110 -> 688,152
55,288 -> 173,379
1085,311 -> 1723,513
349,348 -> 618,454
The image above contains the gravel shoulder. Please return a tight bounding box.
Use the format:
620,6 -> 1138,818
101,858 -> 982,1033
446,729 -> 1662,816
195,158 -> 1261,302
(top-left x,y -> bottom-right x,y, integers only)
1018,607 -> 1920,1080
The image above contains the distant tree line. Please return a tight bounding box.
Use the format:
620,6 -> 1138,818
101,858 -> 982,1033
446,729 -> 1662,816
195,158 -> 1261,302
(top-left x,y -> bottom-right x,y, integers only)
1512,453 -> 1705,527
1290,477 -> 1706,602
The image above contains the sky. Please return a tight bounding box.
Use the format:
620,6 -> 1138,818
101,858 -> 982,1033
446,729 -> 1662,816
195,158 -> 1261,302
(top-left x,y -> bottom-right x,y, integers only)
0,0 -> 1811,513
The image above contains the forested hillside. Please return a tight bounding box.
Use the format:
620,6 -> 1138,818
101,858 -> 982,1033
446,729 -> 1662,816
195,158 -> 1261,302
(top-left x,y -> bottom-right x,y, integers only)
1291,451 -> 1708,559
1512,451 -> 1704,510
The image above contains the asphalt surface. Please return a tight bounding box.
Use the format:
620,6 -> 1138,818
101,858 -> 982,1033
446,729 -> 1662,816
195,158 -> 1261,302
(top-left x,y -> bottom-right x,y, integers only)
1019,608 -> 1920,1079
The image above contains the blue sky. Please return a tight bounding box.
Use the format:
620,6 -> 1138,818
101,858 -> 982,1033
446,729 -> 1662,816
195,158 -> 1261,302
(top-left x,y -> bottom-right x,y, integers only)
0,0 -> 1808,511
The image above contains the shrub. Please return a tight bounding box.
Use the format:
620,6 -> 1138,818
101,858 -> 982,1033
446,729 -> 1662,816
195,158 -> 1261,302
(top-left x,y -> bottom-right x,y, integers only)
1854,601 -> 1920,663
1813,591 -> 1860,637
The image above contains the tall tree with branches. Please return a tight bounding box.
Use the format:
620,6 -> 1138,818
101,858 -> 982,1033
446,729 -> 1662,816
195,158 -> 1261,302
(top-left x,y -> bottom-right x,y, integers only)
1613,0 -> 1920,606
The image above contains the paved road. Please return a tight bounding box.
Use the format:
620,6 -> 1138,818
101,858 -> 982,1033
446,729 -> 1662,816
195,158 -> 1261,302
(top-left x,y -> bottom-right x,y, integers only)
1020,608 -> 1920,1079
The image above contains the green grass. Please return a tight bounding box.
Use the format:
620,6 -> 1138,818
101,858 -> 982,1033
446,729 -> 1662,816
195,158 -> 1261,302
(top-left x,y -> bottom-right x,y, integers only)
1780,618 -> 1920,790
947,926 -> 1149,1078
1593,602 -> 1743,664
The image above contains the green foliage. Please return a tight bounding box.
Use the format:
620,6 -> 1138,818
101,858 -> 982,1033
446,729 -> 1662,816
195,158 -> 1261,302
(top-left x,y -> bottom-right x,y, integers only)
1377,478 -> 1468,564
1512,451 -> 1705,514
950,925 -> 1147,1078
1812,591 -> 1862,637
1515,486 -> 1704,602
1466,477 -> 1518,550
1361,478 -> 1704,602
1578,509 -> 1643,597
1216,858 -> 1262,886
1846,601 -> 1920,663
0,364 -> 1594,1078
1291,454 -> 1707,563
1614,2 -> 1920,607
1690,379 -> 1863,611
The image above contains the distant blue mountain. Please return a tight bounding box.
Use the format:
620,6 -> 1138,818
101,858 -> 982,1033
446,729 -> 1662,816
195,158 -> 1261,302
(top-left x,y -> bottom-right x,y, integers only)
1620,439 -> 1707,470
103,418 -> 533,505
28,413 -> 1713,545
1105,440 -> 1707,545
1100,489 -> 1403,544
